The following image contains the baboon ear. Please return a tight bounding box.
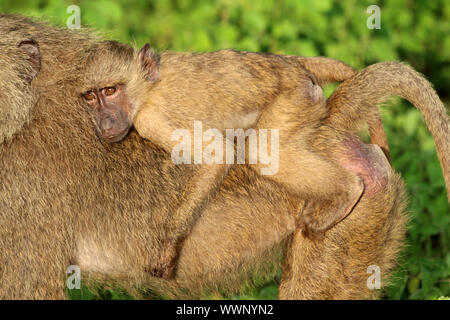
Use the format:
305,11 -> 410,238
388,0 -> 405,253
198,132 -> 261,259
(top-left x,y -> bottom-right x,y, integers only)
138,43 -> 160,82
18,39 -> 41,83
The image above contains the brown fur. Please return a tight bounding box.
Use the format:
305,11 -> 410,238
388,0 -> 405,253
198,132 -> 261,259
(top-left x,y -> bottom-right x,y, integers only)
326,62 -> 450,199
81,45 -> 389,277
0,14 -> 408,299
0,13 -> 96,299
0,35 -> 40,144
279,154 -> 408,299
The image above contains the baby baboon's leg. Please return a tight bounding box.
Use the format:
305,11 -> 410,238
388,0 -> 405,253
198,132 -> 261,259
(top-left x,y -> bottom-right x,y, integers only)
293,56 -> 356,84
254,93 -> 364,238
279,144 -> 406,299
253,84 -> 364,237
255,135 -> 364,238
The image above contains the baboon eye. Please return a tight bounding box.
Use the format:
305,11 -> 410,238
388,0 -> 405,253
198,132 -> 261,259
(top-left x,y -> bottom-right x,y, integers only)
104,87 -> 116,96
83,91 -> 96,101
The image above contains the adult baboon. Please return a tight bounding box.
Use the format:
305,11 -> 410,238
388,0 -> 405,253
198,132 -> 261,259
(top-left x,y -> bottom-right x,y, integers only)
0,14 -> 407,299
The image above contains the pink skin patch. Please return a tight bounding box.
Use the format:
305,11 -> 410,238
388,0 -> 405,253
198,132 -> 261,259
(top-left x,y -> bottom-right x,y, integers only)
339,137 -> 390,197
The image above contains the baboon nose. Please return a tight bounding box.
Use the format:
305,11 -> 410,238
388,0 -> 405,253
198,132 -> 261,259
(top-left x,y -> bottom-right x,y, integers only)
100,118 -> 114,131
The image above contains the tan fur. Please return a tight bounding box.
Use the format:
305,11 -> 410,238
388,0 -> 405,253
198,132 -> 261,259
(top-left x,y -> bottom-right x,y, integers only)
290,55 -> 392,161
80,146 -> 408,300
279,151 -> 409,299
0,14 -> 97,299
0,14 -> 408,300
82,46 -> 378,277
327,62 -> 450,199
0,36 -> 39,143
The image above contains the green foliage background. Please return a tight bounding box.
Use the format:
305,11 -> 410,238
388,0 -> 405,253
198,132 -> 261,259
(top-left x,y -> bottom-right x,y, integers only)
1,0 -> 448,300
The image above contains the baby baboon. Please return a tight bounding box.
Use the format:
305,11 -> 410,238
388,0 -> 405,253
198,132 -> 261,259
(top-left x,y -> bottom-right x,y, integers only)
80,43 -> 373,278
81,42 -> 449,281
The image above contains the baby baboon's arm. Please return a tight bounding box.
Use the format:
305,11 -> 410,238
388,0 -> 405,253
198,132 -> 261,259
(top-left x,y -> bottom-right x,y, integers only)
146,163 -> 230,278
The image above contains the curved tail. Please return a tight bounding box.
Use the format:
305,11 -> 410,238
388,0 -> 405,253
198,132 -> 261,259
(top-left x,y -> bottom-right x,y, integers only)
326,61 -> 450,199
290,56 -> 356,84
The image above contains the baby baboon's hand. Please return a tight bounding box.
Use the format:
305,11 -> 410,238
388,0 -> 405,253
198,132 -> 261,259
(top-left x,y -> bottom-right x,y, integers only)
146,240 -> 179,279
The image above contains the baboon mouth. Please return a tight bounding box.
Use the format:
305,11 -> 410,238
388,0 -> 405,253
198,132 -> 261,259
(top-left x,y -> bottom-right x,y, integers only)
99,127 -> 131,143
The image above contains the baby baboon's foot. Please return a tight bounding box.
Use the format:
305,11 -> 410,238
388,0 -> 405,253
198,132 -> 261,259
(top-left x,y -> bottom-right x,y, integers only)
146,240 -> 179,279
299,138 -> 390,239
298,178 -> 364,239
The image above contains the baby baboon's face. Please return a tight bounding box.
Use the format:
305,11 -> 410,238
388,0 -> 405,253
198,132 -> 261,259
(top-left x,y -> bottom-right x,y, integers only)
82,83 -> 133,143
80,42 -> 160,143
